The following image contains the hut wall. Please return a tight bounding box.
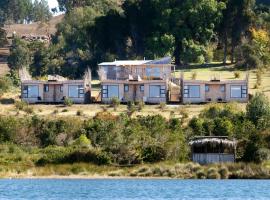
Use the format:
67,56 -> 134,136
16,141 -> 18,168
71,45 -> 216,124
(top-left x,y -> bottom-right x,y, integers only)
192,153 -> 235,164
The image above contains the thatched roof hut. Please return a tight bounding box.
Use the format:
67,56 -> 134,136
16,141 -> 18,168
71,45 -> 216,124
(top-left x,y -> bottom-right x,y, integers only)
189,136 -> 236,164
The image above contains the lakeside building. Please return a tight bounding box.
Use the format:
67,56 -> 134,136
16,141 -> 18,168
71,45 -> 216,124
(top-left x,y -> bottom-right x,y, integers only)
181,74 -> 249,104
98,57 -> 177,104
189,136 -> 236,164
20,69 -> 91,104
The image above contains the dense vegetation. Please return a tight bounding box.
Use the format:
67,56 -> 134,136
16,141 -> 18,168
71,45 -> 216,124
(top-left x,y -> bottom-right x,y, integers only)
0,93 -> 269,166
4,0 -> 269,78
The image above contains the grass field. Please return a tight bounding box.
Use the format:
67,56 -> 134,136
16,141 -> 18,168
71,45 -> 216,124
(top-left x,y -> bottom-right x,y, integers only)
0,48 -> 9,77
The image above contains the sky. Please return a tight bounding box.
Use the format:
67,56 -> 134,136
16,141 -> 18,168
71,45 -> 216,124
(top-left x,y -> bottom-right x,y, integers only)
47,0 -> 59,10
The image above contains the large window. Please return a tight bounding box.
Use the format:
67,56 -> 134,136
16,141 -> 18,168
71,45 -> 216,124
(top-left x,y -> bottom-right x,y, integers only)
230,85 -> 247,98
44,84 -> 49,92
102,85 -> 119,98
23,85 -> 39,98
149,85 -> 166,98
146,68 -> 151,77
124,85 -> 129,92
68,85 -> 84,98
152,67 -> 160,77
184,85 -> 200,98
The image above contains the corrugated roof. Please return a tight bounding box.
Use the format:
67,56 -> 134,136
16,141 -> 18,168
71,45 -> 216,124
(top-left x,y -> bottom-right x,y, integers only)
98,60 -> 151,66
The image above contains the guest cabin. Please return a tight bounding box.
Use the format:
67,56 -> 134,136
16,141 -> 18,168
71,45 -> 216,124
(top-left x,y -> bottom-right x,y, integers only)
189,136 -> 236,165
181,74 -> 249,104
20,70 -> 91,104
98,57 -> 174,104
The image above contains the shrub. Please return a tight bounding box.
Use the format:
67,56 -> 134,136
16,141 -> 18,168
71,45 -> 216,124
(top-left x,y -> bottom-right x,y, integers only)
196,169 -> 206,179
219,166 -> 229,179
76,110 -> 83,116
62,109 -> 68,112
207,167 -> 220,179
64,98 -> 73,107
246,93 -> 270,125
234,71 -> 240,79
127,101 -> 136,116
159,102 -> 166,111
24,106 -> 34,114
53,109 -> 59,115
73,134 -> 91,148
136,100 -> 145,111
110,97 -> 120,111
15,100 -> 28,111
191,72 -> 197,80
256,70 -> 262,86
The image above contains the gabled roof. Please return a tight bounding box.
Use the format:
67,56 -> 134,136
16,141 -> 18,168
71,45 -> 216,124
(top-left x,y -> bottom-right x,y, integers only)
98,57 -> 171,66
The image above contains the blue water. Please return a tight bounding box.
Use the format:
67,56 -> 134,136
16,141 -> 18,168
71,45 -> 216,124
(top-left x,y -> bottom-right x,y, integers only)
0,179 -> 269,199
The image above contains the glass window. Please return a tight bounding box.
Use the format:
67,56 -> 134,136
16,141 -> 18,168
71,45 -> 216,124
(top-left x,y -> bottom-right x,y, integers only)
140,85 -> 144,92
220,85 -> 225,92
44,84 -> 49,92
78,85 -> 84,98
160,85 -> 166,97
27,85 -> 39,98
108,85 -> 119,98
189,86 -> 200,98
146,68 -> 151,77
68,86 -> 79,98
205,85 -> 209,92
124,85 -> 129,92
149,85 -> 160,98
152,67 -> 160,77
60,85 -> 63,92
230,86 -> 241,98
102,85 -> 108,98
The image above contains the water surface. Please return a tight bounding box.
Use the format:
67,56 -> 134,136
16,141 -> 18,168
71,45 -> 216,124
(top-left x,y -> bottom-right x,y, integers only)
0,179 -> 269,199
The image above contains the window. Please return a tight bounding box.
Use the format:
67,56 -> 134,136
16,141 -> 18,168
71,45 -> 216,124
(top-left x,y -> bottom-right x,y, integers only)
68,85 -> 84,98
102,85 -> 119,98
149,85 -> 166,98
124,85 -> 129,92
220,85 -> 225,92
231,85 -> 247,98
146,68 -> 151,77
140,85 -> 144,92
183,85 -> 200,98
205,85 -> 209,92
60,85 -> 63,92
23,85 -> 38,98
44,84 -> 49,92
152,67 -> 160,77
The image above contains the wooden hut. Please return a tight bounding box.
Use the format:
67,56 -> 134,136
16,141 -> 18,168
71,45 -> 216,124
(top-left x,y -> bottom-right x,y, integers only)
189,136 -> 236,164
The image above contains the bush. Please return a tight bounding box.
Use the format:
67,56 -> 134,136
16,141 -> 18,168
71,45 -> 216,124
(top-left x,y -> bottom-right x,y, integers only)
191,72 -> 197,80
234,72 -> 240,79
207,167 -> 220,179
246,93 -> 270,126
62,109 -> 68,112
76,110 -> 83,116
159,102 -> 166,111
136,100 -> 145,111
111,97 -> 120,111
15,101 -> 28,111
64,98 -> 73,107
219,166 -> 229,179
73,134 -> 91,148
196,169 -> 206,179
256,70 -> 262,86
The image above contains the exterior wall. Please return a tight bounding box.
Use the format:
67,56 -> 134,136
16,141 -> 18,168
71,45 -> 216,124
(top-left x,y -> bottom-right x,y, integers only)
21,83 -> 43,103
205,84 -> 226,102
225,82 -> 248,103
182,82 -> 205,104
192,153 -> 235,165
101,81 -> 167,104
21,80 -> 88,104
182,80 -> 248,104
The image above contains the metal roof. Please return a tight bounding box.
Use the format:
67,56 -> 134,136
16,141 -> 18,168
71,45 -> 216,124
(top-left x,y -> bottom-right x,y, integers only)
98,57 -> 172,66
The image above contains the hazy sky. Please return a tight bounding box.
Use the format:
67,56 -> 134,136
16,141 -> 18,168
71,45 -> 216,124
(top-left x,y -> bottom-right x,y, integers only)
47,0 -> 59,9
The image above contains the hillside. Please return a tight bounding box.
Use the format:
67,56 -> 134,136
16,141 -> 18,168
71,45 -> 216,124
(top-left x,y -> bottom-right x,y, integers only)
3,14 -> 64,37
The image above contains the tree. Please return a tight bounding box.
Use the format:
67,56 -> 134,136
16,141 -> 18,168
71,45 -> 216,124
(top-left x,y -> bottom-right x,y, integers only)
246,93 -> 270,126
8,38 -> 31,70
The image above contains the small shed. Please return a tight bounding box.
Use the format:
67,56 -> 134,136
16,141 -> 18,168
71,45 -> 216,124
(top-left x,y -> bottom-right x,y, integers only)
189,136 -> 236,165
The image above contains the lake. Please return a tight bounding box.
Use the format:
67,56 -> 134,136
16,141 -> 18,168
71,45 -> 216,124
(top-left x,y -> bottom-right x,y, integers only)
0,179 -> 269,199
